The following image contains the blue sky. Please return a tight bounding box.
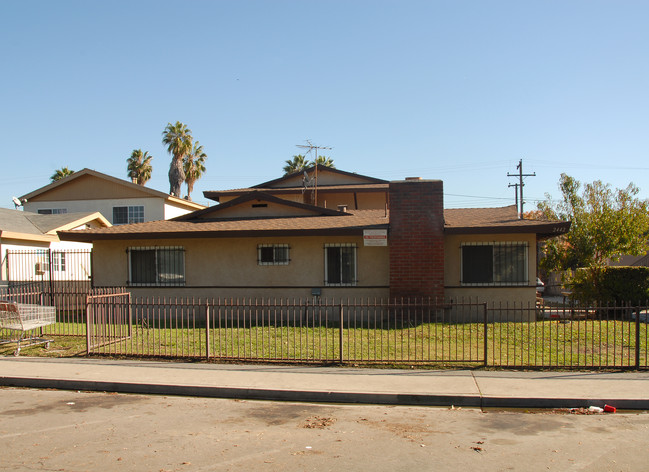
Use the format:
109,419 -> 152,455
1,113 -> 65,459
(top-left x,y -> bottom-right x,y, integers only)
2,0 -> 648,210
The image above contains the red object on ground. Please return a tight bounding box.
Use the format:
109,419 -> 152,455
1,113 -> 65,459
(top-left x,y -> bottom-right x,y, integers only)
604,404 -> 617,413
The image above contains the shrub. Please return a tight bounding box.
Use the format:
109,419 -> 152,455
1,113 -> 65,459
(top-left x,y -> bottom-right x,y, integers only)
570,266 -> 649,304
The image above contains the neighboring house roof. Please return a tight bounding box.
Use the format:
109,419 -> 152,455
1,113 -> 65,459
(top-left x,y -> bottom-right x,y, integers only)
205,167 -> 389,202
205,183 -> 390,201
253,166 -> 388,188
445,205 -> 570,238
0,208 -> 110,242
20,168 -> 205,211
178,192 -> 350,220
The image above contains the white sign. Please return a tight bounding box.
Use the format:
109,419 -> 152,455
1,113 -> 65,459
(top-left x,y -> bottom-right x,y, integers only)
363,229 -> 388,246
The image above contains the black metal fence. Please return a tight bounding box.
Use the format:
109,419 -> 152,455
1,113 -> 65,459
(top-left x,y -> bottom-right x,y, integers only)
83,294 -> 649,369
2,250 -> 92,337
2,270 -> 648,368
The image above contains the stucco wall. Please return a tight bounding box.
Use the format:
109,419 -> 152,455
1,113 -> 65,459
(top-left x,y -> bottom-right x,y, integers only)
91,235 -> 390,300
25,197 -> 166,224
164,202 -> 199,220
444,232 -> 538,312
317,192 -> 387,210
1,240 -> 50,282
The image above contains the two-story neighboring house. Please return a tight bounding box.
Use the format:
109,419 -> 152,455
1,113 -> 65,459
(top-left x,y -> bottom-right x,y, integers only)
20,168 -> 205,225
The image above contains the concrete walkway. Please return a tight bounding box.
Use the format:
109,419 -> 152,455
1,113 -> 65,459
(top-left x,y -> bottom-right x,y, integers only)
1,357 -> 649,410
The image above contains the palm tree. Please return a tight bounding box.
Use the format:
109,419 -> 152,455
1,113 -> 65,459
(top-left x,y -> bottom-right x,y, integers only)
51,167 -> 75,182
283,155 -> 309,175
312,155 -> 335,168
162,121 -> 193,197
126,149 -> 153,186
183,141 -> 207,201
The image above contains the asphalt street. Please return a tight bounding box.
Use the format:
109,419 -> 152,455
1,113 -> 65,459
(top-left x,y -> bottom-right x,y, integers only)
1,388 -> 649,471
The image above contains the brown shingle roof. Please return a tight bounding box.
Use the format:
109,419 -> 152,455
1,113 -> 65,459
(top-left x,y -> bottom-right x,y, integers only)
58,205 -> 569,242
59,210 -> 390,241
445,205 -> 570,237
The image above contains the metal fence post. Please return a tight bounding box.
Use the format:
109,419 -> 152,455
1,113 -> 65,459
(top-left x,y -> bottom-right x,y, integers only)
206,302 -> 211,360
85,295 -> 92,354
127,293 -> 132,338
339,301 -> 344,364
483,302 -> 488,367
636,305 -> 641,370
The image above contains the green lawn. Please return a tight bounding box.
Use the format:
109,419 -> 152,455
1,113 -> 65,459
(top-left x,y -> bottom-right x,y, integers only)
3,319 -> 646,368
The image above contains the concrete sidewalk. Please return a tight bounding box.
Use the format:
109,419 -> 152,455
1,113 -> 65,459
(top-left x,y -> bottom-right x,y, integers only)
1,357 -> 649,410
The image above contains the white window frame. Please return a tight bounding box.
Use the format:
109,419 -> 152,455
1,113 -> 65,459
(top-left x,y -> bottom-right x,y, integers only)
257,244 -> 290,266
52,252 -> 66,272
127,246 -> 185,286
324,243 -> 357,286
113,205 -> 145,225
37,208 -> 67,215
460,241 -> 529,286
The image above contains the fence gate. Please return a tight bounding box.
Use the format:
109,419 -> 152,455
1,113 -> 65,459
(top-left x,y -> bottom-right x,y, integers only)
86,290 -> 131,353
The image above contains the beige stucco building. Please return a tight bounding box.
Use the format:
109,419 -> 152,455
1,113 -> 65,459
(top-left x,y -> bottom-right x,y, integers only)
60,167 -> 569,318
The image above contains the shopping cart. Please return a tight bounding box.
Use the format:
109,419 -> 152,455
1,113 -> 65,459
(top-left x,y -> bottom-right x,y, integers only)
0,300 -> 56,356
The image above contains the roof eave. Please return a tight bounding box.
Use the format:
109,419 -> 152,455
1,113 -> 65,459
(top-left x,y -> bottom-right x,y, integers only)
58,225 -> 389,242
0,231 -> 58,242
444,221 -> 571,237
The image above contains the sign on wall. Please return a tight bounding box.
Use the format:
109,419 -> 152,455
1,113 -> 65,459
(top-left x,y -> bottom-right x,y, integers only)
363,229 -> 388,246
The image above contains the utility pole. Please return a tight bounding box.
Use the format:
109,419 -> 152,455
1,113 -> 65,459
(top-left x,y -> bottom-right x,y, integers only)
508,182 -> 519,211
507,159 -> 535,218
296,140 -> 332,205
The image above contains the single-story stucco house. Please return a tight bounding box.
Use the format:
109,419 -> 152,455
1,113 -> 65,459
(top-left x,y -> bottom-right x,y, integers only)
0,208 -> 110,286
58,167 -> 570,319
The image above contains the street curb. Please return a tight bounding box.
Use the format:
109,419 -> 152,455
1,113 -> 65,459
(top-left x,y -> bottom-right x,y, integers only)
2,376 -> 648,410
0,376 -> 482,407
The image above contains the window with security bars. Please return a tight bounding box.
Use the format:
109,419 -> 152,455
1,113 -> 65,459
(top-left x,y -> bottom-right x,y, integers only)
128,247 -> 185,286
113,206 -> 145,225
461,242 -> 528,285
257,244 -> 290,265
324,244 -> 357,286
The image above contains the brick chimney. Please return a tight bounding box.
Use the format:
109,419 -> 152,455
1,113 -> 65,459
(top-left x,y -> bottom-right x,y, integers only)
389,179 -> 445,301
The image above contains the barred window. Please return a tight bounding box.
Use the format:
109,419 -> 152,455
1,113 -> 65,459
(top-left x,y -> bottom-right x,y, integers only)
113,206 -> 145,225
128,247 -> 185,286
461,242 -> 528,286
257,244 -> 290,265
324,243 -> 357,286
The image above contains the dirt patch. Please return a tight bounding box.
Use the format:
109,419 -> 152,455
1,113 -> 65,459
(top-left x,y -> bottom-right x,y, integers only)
302,416 -> 336,429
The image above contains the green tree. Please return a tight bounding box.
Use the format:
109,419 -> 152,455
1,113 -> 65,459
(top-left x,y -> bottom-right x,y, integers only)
283,155 -> 309,175
162,121 -> 193,197
50,167 -> 75,182
183,141 -> 207,201
537,174 -> 649,297
312,155 -> 335,168
282,155 -> 335,175
126,149 -> 153,186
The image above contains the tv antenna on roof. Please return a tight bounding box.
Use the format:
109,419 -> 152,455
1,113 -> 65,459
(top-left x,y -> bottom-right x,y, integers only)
296,140 -> 332,205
